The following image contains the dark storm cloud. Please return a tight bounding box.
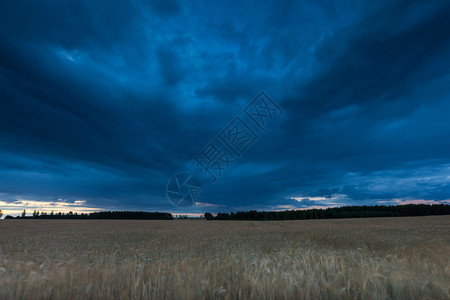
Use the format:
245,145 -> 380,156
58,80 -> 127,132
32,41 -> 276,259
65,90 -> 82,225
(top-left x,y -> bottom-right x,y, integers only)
1,0 -> 450,214
157,46 -> 185,86
0,0 -> 197,210
287,1 -> 450,119
195,0 -> 450,210
147,0 -> 180,16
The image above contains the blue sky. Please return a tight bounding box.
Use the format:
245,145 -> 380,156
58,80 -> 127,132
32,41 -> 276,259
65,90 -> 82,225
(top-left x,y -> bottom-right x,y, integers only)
1,0 -> 450,216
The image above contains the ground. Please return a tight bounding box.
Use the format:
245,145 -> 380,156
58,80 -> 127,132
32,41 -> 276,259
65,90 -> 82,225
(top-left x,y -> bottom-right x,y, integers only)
0,216 -> 449,299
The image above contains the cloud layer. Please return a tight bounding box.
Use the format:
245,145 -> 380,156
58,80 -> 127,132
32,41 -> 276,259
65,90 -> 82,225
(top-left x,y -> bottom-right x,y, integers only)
1,0 -> 450,215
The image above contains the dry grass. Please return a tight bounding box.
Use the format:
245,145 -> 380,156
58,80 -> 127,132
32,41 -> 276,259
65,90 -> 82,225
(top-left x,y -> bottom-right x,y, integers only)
0,216 -> 449,299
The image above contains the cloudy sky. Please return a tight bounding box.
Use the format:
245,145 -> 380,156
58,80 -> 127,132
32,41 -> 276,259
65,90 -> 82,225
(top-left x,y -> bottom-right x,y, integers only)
1,0 -> 450,216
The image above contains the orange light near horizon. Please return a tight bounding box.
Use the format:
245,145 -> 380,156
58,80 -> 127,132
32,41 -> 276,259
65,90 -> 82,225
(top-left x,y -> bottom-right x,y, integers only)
0,200 -> 103,218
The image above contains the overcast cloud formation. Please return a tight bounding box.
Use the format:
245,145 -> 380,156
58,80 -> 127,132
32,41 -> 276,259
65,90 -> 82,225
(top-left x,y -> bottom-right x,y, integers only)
1,0 -> 450,215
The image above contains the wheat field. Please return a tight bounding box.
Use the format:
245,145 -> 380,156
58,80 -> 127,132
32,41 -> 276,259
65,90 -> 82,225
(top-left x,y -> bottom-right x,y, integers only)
0,216 -> 449,299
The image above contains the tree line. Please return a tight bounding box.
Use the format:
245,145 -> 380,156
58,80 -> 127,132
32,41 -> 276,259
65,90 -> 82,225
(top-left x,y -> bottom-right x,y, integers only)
4,210 -> 173,220
204,204 -> 450,220
3,204 -> 449,221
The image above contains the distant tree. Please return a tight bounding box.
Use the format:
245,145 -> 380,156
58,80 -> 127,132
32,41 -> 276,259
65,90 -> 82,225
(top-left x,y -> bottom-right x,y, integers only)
4,210 -> 175,220
204,213 -> 214,220
215,212 -> 232,220
88,211 -> 173,220
205,204 -> 449,221
32,210 -> 39,218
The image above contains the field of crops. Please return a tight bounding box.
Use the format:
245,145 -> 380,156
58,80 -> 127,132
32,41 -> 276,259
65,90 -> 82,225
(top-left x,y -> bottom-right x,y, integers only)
0,216 -> 449,299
